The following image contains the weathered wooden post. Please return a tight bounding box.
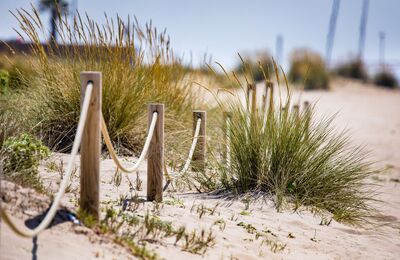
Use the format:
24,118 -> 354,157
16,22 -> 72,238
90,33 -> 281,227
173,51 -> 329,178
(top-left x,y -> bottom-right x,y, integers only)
248,83 -> 257,115
192,110 -> 206,172
80,71 -> 102,220
147,104 -> 164,202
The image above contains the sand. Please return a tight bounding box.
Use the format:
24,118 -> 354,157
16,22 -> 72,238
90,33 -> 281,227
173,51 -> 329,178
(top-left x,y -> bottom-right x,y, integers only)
1,79 -> 400,259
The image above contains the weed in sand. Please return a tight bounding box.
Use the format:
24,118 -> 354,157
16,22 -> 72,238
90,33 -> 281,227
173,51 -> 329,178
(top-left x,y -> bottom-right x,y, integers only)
213,218 -> 226,231
163,197 -> 185,208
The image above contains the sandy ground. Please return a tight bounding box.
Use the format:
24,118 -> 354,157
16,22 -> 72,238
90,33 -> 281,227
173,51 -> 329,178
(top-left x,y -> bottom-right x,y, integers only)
1,79 -> 400,259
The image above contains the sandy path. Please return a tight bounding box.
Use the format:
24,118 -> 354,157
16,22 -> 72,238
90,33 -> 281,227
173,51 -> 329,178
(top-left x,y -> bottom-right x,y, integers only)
1,79 -> 400,259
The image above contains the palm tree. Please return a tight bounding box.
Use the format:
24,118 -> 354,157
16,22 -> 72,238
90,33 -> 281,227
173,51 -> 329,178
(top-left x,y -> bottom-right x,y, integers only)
39,0 -> 69,43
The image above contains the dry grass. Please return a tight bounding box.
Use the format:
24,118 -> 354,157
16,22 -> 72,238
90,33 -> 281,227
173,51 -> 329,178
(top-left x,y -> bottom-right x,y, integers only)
206,59 -> 378,224
7,6 -> 201,153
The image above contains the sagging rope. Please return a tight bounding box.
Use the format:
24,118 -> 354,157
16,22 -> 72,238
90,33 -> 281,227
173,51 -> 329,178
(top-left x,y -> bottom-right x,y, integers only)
101,112 -> 158,173
163,118 -> 201,191
226,117 -> 232,169
0,82 -> 94,237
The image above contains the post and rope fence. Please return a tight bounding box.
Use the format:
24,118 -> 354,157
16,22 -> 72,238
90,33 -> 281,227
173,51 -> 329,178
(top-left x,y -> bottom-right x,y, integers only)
147,104 -> 164,202
0,72 -> 95,237
1,70 -> 313,239
1,70 -> 209,237
163,110 -> 206,191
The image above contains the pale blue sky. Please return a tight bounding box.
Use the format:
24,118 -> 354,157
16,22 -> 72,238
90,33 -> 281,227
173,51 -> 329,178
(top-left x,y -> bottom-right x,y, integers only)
1,0 -> 399,74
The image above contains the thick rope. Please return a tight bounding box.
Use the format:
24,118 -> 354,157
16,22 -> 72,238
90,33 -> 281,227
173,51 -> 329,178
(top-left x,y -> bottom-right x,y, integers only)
163,118 -> 201,191
0,83 -> 94,237
101,112 -> 158,173
226,118 -> 232,169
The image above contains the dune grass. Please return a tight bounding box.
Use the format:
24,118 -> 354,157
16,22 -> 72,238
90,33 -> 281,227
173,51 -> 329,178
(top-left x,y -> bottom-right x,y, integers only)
7,7 -> 199,152
209,60 -> 378,224
288,48 -> 330,90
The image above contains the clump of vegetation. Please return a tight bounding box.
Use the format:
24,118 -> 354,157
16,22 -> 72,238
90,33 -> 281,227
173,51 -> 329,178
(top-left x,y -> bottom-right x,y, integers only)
288,48 -> 330,90
0,69 -> 9,95
7,61 -> 34,91
334,58 -> 368,81
373,69 -> 398,89
2,133 -> 50,191
212,60 -> 377,224
235,51 -> 274,82
94,206 -> 215,256
9,7 -> 197,152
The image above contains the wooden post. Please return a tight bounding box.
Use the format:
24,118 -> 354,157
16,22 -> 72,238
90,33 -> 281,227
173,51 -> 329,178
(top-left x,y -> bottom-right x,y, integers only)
263,81 -> 273,111
293,104 -> 299,115
80,71 -> 102,220
223,112 -> 232,165
192,110 -> 206,172
248,83 -> 257,115
303,101 -> 310,111
147,104 -> 164,202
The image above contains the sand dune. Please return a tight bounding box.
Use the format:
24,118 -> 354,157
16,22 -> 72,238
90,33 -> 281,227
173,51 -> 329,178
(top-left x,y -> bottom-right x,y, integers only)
1,79 -> 399,259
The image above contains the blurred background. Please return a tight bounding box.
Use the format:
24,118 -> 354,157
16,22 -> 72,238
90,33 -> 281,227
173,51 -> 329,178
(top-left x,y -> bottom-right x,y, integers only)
1,0 -> 399,82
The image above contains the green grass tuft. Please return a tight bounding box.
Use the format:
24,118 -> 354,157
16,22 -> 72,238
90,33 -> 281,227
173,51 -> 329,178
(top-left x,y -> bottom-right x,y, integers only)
211,59 -> 378,224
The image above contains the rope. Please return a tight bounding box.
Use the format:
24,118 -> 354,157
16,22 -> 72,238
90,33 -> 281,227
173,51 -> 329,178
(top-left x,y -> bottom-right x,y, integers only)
226,118 -> 231,169
0,82 -> 94,237
101,112 -> 158,173
163,118 -> 201,191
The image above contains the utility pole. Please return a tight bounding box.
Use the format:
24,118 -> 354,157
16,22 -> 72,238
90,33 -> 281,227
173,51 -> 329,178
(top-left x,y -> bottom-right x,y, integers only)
325,0 -> 340,68
275,35 -> 284,65
358,0 -> 369,60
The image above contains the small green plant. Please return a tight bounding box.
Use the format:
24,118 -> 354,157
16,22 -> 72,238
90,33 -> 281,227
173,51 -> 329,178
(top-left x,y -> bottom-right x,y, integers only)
163,197 -> 185,208
260,237 -> 286,253
134,172 -> 143,191
213,218 -> 226,231
192,203 -> 219,219
237,222 -> 257,234
373,69 -> 398,88
288,48 -> 330,90
3,133 -> 50,191
182,229 -> 215,255
112,169 -> 122,187
94,205 -> 215,256
77,208 -> 98,229
240,210 -> 251,216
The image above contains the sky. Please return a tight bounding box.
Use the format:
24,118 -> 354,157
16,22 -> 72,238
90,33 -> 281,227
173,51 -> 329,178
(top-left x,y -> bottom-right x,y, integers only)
1,0 -> 399,74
